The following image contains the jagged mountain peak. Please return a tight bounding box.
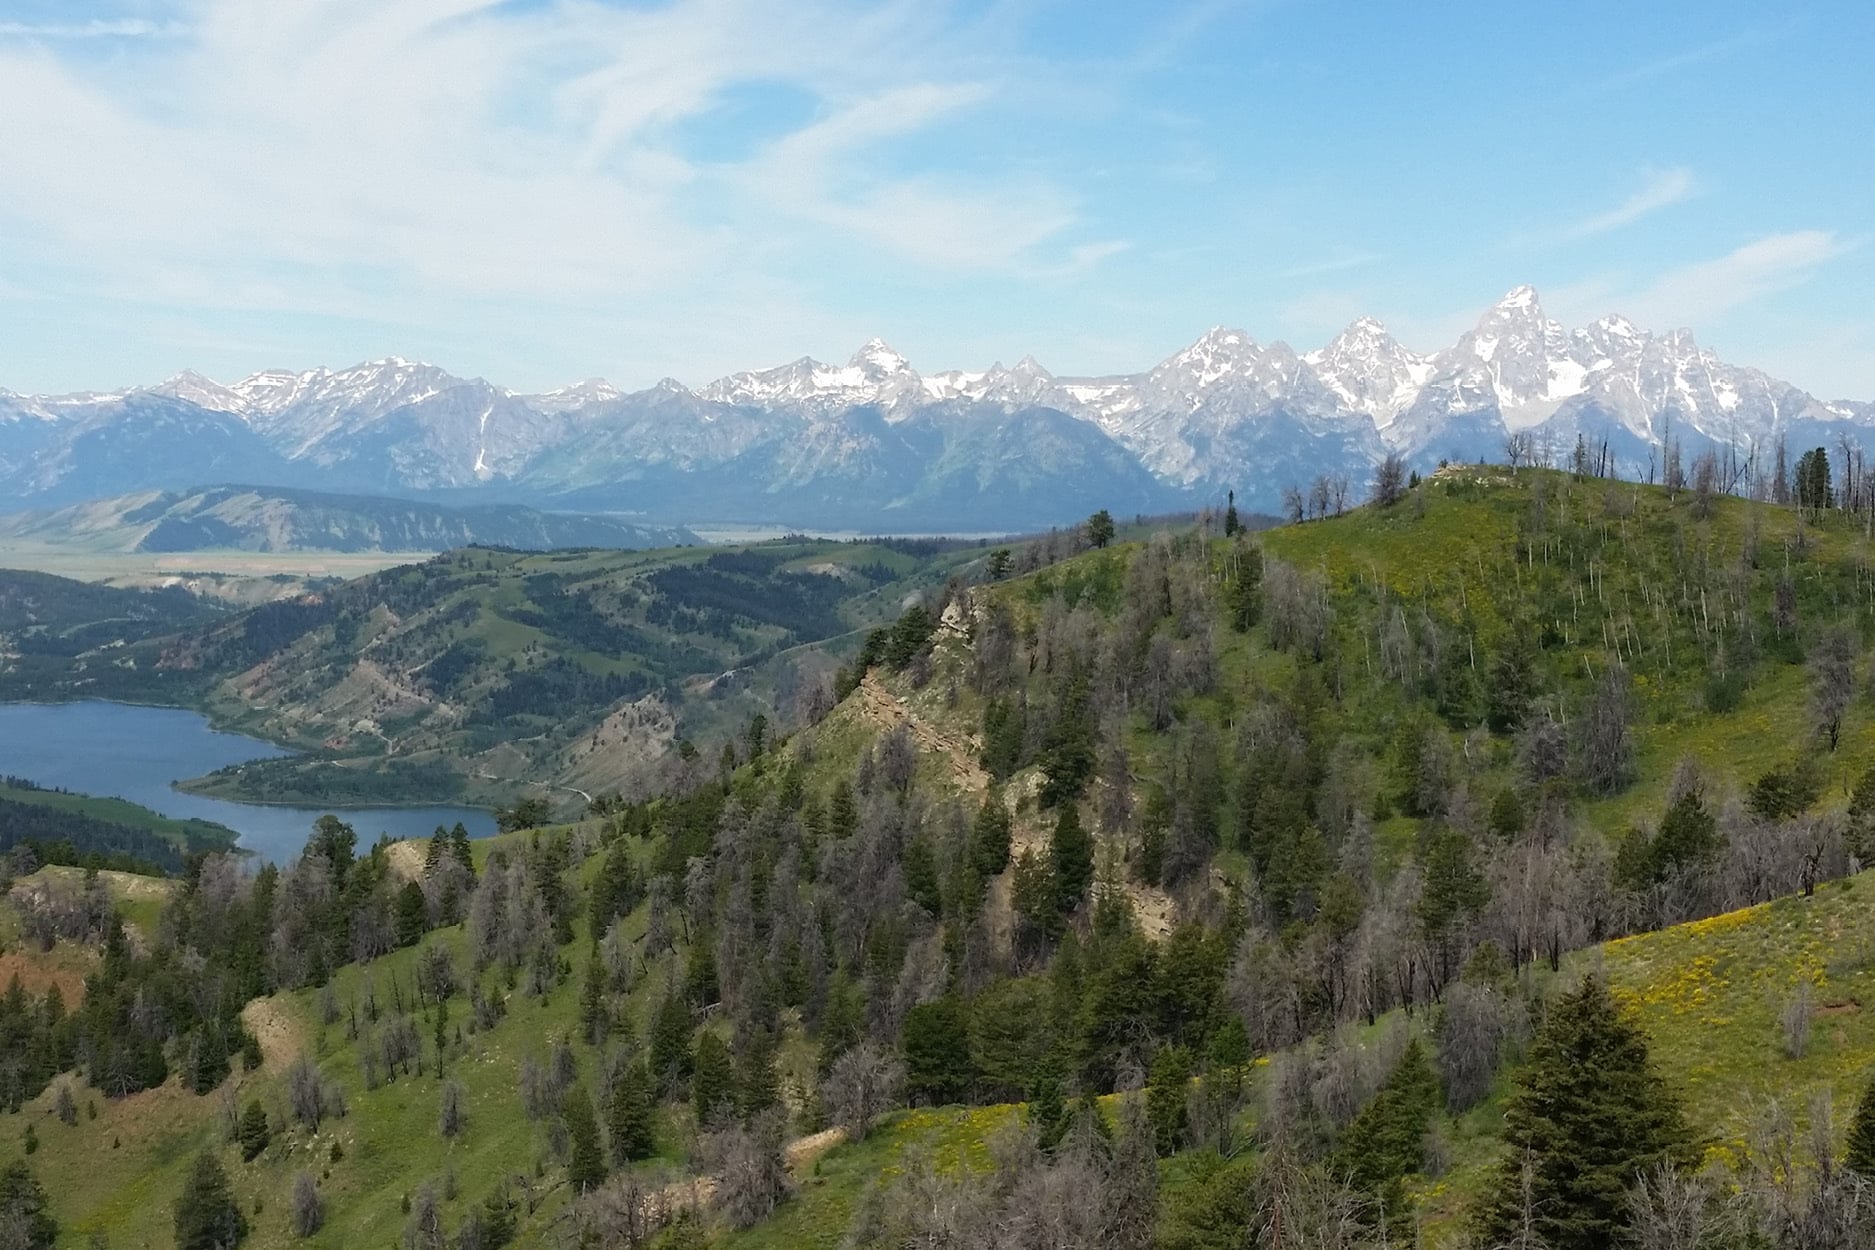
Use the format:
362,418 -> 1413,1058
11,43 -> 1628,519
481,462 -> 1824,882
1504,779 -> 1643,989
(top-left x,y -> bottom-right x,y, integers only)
1494,283 -> 1541,311
5,285 -> 1872,521
847,338 -> 913,374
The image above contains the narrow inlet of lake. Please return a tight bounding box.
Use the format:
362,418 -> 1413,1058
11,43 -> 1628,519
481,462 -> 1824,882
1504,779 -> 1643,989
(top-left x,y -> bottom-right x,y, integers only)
0,701 -> 495,862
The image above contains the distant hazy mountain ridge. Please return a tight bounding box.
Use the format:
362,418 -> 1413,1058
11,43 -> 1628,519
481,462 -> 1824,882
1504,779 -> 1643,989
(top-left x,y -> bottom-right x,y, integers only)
2,287 -> 1866,525
0,486 -> 696,554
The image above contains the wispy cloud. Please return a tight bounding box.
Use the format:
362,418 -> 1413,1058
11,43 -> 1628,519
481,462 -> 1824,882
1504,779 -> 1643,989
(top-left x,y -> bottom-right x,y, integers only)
1280,249 -> 1379,279
0,0 -> 1075,311
1590,28 -> 1772,93
1558,167 -> 1696,241
1545,231 -> 1861,333
1024,240 -> 1131,280
1621,230 -> 1858,326
0,18 -> 184,39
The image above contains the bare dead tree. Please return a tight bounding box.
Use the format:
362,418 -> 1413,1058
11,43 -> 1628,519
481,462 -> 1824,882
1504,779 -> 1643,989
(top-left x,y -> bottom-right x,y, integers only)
822,1042 -> 906,1142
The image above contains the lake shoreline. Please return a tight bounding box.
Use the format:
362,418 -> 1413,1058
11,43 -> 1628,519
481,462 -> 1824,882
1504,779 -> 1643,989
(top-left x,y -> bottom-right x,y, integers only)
1,694 -> 493,814
0,700 -> 496,861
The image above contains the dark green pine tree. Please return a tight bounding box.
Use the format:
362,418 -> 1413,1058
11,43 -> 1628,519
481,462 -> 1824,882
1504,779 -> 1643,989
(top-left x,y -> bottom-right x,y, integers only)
448,822 -> 475,875
173,1150 -> 248,1250
1086,509 -> 1116,549
1027,1054 -> 1068,1150
692,1031 -> 736,1128
236,1099 -> 271,1161
424,825 -> 448,874
736,1029 -> 782,1121
649,990 -> 694,1088
1333,1038 -> 1439,1234
394,880 -> 428,948
1486,631 -> 1536,732
579,958 -> 609,1046
903,837 -> 942,915
903,996 -> 975,1105
816,971 -> 865,1077
1146,1045 -> 1193,1156
1476,975 -> 1695,1250
1223,490 -> 1241,536
0,1161 -> 58,1250
981,698 -> 1026,781
1050,804 -> 1094,918
1648,786 -> 1720,883
1226,544 -> 1262,633
608,1061 -> 658,1164
1846,1068 -> 1875,1177
971,792 -> 1012,877
562,1087 -> 608,1193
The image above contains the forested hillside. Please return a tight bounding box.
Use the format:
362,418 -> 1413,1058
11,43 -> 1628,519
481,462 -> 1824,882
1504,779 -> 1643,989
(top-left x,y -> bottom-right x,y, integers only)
0,537 -> 1007,808
12,465 -> 1875,1248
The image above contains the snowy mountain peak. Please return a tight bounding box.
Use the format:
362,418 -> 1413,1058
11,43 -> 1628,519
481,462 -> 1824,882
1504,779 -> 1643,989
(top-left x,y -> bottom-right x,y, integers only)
152,370 -> 249,415
848,338 -> 912,375
1306,317 -> 1431,425
1187,326 -> 1258,354
1495,284 -> 1540,311
10,282 -> 1873,520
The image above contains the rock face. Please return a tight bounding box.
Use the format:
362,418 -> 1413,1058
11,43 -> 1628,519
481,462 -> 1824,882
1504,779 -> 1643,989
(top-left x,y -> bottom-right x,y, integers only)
3,288 -> 1868,524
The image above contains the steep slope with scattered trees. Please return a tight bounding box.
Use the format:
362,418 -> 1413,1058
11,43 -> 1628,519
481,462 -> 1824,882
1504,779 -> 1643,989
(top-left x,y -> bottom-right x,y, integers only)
16,460 -> 1875,1247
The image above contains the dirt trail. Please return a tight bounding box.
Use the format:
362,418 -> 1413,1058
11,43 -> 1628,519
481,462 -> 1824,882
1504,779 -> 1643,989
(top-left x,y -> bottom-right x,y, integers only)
785,1126 -> 846,1172
384,839 -> 427,882
640,1125 -> 849,1222
241,997 -> 303,1071
852,674 -> 989,793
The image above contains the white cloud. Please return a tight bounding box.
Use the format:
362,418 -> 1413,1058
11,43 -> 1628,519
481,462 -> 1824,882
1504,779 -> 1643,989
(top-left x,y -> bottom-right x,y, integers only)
1279,249 -> 1379,279
0,19 -> 183,38
1608,230 -> 1856,328
1558,167 -> 1696,240
0,0 -> 1076,325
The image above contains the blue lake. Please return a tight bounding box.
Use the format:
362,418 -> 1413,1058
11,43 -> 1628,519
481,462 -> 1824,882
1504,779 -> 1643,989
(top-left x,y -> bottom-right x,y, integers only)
0,700 -> 494,862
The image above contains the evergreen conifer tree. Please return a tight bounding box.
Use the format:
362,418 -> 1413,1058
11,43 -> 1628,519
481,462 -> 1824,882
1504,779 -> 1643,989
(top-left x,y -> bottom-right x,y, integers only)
0,1161 -> 57,1250
395,880 -> 428,948
174,1150 -> 247,1250
649,991 -> 693,1089
237,1099 -> 271,1161
1028,1057 -> 1068,1151
693,1032 -> 736,1128
971,792 -> 1012,877
578,958 -> 608,1045
1050,804 -> 1094,916
1846,1068 -> 1875,1177
608,1062 -> 657,1164
562,1087 -> 607,1193
1147,1045 -> 1193,1155
1476,976 -> 1694,1250
1334,1038 -> 1439,1236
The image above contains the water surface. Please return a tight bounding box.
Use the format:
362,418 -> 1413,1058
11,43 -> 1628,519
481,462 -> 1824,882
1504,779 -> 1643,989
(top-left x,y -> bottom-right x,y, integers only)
0,701 -> 493,862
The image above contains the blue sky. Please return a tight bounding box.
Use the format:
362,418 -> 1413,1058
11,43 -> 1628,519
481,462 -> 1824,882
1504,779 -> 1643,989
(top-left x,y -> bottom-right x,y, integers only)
0,0 -> 1870,397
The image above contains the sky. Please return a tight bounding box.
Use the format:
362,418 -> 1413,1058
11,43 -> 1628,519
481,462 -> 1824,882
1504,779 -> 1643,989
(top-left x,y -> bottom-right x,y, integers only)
0,0 -> 1871,399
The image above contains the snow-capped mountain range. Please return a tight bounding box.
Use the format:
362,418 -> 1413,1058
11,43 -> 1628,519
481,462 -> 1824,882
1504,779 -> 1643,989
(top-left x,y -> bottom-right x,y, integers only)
3,287 -> 1869,529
